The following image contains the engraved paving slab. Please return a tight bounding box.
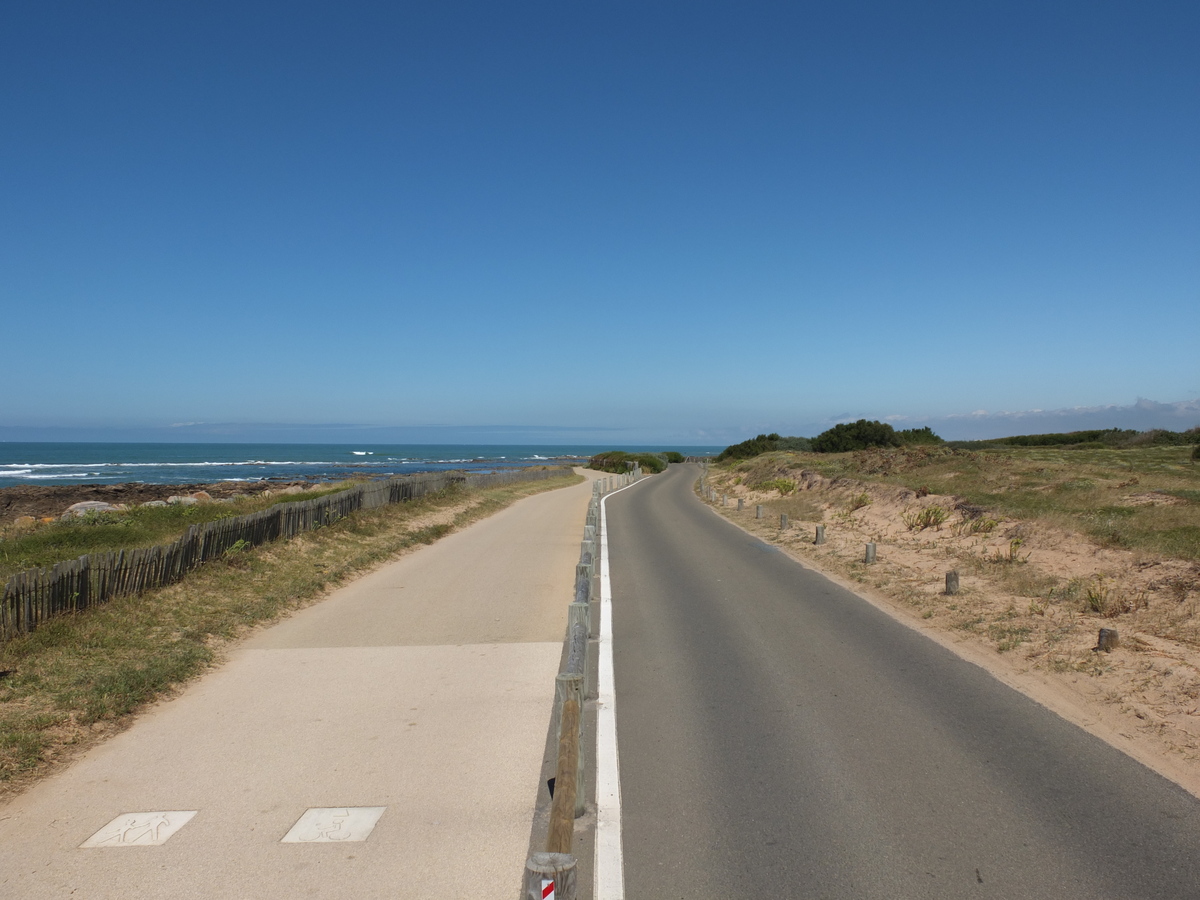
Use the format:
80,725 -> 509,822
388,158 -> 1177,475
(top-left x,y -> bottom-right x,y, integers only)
280,807 -> 386,843
81,811 -> 198,848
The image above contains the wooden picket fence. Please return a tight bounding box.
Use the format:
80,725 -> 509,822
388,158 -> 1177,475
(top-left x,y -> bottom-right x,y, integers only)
1,466 -> 570,642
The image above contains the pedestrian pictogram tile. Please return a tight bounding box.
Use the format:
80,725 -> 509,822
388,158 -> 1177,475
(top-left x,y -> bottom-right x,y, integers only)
81,811 -> 198,848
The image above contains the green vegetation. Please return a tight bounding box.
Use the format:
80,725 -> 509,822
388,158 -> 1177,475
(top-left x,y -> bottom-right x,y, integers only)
662,451 -> 685,464
720,424 -> 1198,462
0,472 -> 581,789
902,506 -> 950,531
895,426 -> 945,446
758,478 -> 796,496
588,451 -> 670,474
811,420 -> 902,453
724,442 -> 1200,561
810,420 -> 946,453
949,427 -> 1200,450
0,484 -> 366,583
720,423 -> 943,459
717,434 -> 811,461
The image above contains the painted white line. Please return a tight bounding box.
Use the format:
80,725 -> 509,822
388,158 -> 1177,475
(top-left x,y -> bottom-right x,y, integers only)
595,475 -> 646,900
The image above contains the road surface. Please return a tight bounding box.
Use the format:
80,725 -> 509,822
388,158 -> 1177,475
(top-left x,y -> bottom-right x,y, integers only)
608,464 -> 1200,899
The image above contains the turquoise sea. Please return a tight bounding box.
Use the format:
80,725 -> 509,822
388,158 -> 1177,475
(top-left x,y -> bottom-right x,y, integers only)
0,443 -> 721,488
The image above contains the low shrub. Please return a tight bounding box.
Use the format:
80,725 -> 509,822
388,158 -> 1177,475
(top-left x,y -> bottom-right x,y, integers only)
717,434 -> 811,460
812,420 -> 902,453
758,478 -> 796,496
902,506 -> 949,531
588,451 -> 667,474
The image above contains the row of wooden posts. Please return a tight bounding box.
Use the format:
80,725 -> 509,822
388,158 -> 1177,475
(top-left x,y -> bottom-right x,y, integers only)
698,468 -> 968,594
522,468 -> 641,900
700,468 -> 1123,652
1,466 -> 571,643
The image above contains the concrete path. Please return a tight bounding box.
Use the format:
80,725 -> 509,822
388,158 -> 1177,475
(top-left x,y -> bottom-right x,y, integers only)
0,472 -> 598,899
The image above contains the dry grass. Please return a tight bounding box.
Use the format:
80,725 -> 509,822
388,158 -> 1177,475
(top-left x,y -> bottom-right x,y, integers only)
0,472 -> 582,796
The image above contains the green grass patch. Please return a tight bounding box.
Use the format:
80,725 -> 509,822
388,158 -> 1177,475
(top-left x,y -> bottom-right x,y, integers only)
0,484 -> 370,583
0,472 -> 581,790
715,444 -> 1200,561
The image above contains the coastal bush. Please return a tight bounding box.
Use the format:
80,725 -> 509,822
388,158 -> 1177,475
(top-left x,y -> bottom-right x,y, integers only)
896,426 -> 945,446
662,451 -> 685,464
588,451 -> 668,474
949,427 -> 1200,450
812,420 -> 901,453
717,434 -> 811,461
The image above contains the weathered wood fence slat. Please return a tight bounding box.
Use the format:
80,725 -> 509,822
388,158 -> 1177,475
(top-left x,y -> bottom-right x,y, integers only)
1,467 -> 569,642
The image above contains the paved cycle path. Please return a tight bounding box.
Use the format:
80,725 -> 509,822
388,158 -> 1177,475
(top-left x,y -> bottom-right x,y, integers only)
0,473 -> 600,899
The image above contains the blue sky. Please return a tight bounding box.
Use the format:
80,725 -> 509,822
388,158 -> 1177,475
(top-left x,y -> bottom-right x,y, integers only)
2,1 -> 1197,444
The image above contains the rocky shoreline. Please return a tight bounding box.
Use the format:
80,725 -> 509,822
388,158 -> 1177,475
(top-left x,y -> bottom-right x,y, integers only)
0,481 -> 315,525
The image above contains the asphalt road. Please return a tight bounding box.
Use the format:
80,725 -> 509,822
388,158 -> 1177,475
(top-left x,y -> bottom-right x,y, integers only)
608,464 -> 1200,899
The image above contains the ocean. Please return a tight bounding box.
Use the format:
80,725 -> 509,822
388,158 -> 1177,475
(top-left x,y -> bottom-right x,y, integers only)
0,443 -> 721,489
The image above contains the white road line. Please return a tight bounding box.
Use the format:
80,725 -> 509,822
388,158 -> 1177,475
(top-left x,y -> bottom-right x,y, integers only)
594,476 -> 645,900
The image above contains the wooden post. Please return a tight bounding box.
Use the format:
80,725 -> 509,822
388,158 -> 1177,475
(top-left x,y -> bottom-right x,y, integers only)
554,690 -> 585,828
780,513 -> 788,530
814,524 -> 825,545
737,498 -> 744,511
547,695 -> 582,851
524,852 -> 577,900
945,571 -> 960,595
864,542 -> 876,563
551,672 -> 584,769
1096,628 -> 1120,652
568,602 -> 591,697
755,505 -> 763,519
721,494 -> 727,506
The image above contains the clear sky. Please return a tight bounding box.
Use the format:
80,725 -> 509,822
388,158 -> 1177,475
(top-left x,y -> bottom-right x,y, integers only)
3,1 -> 1197,444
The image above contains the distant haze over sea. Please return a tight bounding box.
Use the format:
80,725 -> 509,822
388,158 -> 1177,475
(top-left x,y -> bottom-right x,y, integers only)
0,443 -> 724,489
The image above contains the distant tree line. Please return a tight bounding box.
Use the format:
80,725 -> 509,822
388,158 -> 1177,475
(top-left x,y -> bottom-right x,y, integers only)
588,450 -> 685,474
716,422 -> 1200,461
717,421 -> 944,460
949,427 -> 1200,450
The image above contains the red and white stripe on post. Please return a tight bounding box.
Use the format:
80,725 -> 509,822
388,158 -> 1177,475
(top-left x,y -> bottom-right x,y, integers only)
541,879 -> 556,900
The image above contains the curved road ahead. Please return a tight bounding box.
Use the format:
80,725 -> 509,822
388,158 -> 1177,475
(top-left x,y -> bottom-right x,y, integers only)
607,464 -> 1200,899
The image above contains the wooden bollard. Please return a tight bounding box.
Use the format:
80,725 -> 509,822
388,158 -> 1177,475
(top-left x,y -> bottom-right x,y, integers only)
780,513 -> 788,530
524,853 -> 577,900
547,697 -> 582,850
568,602 -> 591,696
755,505 -> 763,519
864,542 -> 876,563
737,498 -> 744,511
550,672 -> 584,770
945,570 -> 960,595
1095,628 -> 1120,652
814,524 -> 825,545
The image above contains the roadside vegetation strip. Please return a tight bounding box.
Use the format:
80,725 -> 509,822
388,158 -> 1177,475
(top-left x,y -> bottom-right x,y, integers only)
0,483 -> 358,582
1,469 -> 570,641
0,471 -> 582,795
725,444 -> 1200,562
